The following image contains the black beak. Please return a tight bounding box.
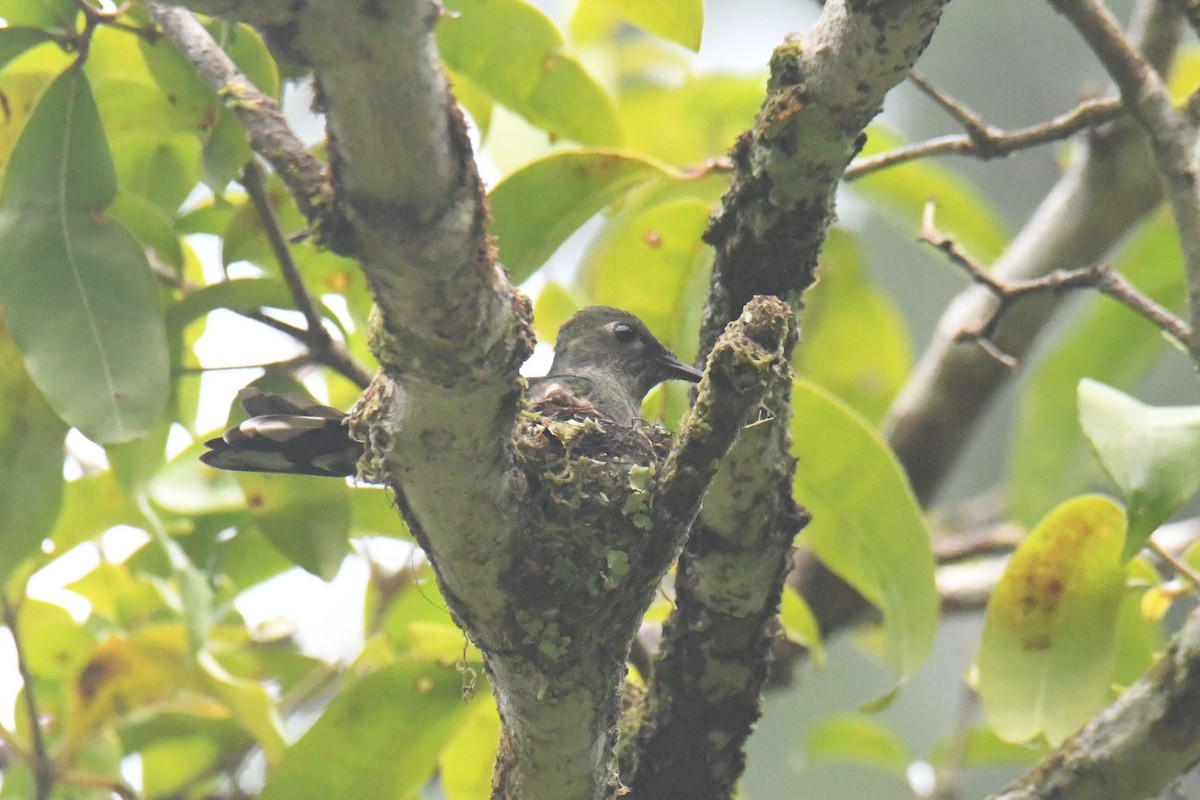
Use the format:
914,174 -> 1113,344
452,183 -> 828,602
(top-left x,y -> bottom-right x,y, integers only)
660,354 -> 704,383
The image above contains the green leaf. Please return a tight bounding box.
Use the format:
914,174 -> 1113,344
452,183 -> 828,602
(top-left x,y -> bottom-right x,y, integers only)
791,379 -> 937,683
109,190 -> 184,269
1111,558 -> 1163,687
202,106 -> 252,191
210,20 -> 280,100
240,473 -> 351,581
0,66 -> 169,443
0,72 -> 59,179
977,495 -> 1127,745
259,660 -> 478,800
197,652 -> 288,765
19,599 -> 95,681
0,0 -> 76,29
853,126 -> 1009,263
587,197 -> 712,360
446,68 -> 492,139
1009,212 -> 1184,524
0,322 -> 68,582
797,229 -> 912,424
48,472 -> 148,553
439,0 -> 619,147
166,278 -> 297,333
531,281 -> 581,343
1078,379 -> 1200,561
805,715 -> 910,775
440,699 -> 501,800
617,74 -> 760,165
779,587 -> 824,666
490,150 -> 675,281
0,27 -> 56,72
927,727 -> 1045,770
349,487 -> 410,539
583,0 -> 703,50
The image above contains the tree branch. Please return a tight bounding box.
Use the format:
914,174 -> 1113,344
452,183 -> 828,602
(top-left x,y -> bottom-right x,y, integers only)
148,255 -> 372,389
399,297 -> 787,800
144,4 -> 340,242
846,93 -> 1123,180
918,200 -> 1193,366
883,0 -> 1180,508
2,597 -> 53,800
1048,0 -> 1200,363
631,0 -> 949,794
239,161 -> 374,387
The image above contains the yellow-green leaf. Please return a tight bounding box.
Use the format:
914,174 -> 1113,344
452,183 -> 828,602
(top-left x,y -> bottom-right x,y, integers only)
977,495 -> 1127,745
240,472 -> 351,581
791,379 -> 937,683
617,74 -> 761,165
805,715 -> 909,775
439,0 -> 618,146
490,149 -> 676,280
582,0 -> 703,50
440,698 -> 500,800
779,587 -> 824,666
797,229 -> 912,423
259,660 -> 478,800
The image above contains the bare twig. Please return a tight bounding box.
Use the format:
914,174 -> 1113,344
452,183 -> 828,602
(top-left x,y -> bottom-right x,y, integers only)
932,522 -> 1024,563
2,598 -> 53,800
241,162 -> 326,336
178,354 -> 315,373
60,772 -> 140,800
919,201 -> 1192,366
1148,539 -> 1200,589
144,4 -> 343,245
1166,0 -> 1200,37
148,254 -> 372,389
846,91 -> 1123,180
936,517 -> 1200,614
74,1 -> 157,42
1049,0 -> 1200,362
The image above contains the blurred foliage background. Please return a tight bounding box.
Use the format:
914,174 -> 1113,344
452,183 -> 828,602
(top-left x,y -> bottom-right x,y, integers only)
1,0 -> 1199,798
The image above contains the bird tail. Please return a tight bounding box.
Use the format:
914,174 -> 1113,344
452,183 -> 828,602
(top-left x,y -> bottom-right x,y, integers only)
200,388 -> 361,477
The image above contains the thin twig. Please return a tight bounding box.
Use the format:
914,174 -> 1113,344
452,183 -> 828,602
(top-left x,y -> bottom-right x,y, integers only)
241,162 -> 327,337
178,354 -> 316,373
2,597 -> 53,800
1048,0 -> 1200,363
1166,0 -> 1200,38
846,93 -> 1123,180
74,1 -> 157,42
1148,539 -> 1200,589
144,4 -> 344,246
149,255 -> 372,389
919,201 -> 1192,366
60,772 -> 140,800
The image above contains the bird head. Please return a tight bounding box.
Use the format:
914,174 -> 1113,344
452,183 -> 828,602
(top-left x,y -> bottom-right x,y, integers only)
547,307 -> 703,404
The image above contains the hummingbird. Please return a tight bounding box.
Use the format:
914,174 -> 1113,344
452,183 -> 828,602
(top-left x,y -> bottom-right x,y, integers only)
200,307 -> 703,477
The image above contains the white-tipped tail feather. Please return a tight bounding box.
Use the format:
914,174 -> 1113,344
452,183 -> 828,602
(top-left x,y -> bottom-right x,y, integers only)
200,388 -> 361,477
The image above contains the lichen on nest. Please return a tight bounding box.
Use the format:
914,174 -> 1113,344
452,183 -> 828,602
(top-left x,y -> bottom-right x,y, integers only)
505,410 -> 677,663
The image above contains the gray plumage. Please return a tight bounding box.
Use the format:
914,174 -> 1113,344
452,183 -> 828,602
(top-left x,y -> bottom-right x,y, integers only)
200,306 -> 702,477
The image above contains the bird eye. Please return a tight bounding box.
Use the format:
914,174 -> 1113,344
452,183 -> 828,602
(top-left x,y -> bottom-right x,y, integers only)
612,323 -> 637,344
